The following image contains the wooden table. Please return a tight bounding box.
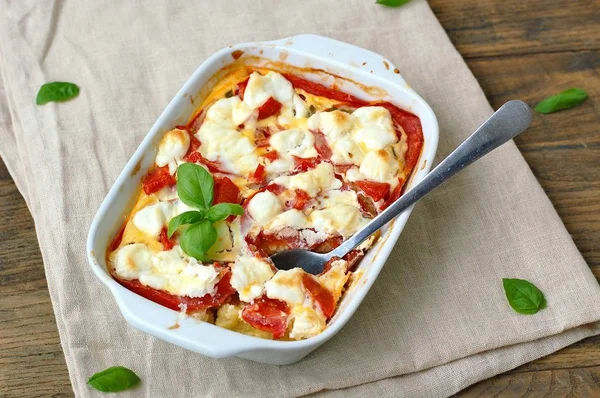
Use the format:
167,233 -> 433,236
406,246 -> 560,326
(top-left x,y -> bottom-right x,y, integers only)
1,1 -> 598,396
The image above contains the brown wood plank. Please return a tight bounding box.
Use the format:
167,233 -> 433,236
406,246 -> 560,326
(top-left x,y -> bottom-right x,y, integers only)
0,161 -> 73,398
429,0 -> 600,58
455,366 -> 600,397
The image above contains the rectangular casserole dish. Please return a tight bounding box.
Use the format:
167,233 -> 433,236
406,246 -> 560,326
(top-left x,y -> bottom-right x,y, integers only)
86,34 -> 438,365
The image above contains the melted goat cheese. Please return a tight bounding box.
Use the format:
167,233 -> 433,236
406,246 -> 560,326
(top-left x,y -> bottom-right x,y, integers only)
230,256 -> 275,302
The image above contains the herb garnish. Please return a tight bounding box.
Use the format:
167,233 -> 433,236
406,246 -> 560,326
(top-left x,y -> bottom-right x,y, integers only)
87,366 -> 140,393
376,0 -> 411,7
36,82 -> 80,105
502,278 -> 547,315
168,163 -> 243,261
534,88 -> 588,114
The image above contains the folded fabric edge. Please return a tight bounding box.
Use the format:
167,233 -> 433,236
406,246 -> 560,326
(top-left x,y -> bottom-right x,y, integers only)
307,322 -> 600,398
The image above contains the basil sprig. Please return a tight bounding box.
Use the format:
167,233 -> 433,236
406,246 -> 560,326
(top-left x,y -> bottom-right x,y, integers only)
36,82 -> 80,105
168,163 -> 243,261
534,88 -> 588,114
502,278 -> 547,315
376,0 -> 411,7
87,366 -> 140,392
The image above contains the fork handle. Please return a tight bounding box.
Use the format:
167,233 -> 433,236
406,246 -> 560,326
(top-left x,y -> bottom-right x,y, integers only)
327,100 -> 533,260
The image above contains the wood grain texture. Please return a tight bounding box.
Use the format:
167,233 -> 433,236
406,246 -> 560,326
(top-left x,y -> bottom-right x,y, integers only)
0,0 -> 599,397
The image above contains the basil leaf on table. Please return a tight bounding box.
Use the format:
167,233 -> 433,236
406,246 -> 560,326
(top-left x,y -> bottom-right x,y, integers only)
180,219 -> 218,261
36,82 -> 80,105
376,0 -> 411,7
167,210 -> 205,238
206,203 -> 244,223
502,278 -> 547,315
534,88 -> 588,114
176,163 -> 214,210
87,366 -> 140,392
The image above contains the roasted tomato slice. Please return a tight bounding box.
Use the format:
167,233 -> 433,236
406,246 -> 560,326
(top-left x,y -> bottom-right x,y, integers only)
214,176 -> 241,205
249,164 -> 267,185
142,166 -> 176,195
109,224 -> 126,252
241,296 -> 290,339
302,274 -> 335,319
283,73 -> 368,107
183,152 -> 229,174
115,270 -> 235,313
355,180 -> 391,202
293,156 -> 320,172
381,178 -> 405,210
262,150 -> 278,162
158,227 -> 175,250
257,97 -> 282,120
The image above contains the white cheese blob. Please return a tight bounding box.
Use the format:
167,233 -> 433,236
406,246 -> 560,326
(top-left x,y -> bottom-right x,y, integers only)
330,135 -> 364,166
308,110 -> 354,142
196,122 -> 258,175
272,162 -> 341,197
269,129 -> 317,159
113,243 -> 152,280
267,209 -> 310,232
310,190 -> 368,238
265,268 -> 306,305
265,158 -> 294,175
243,71 -> 295,110
155,129 -> 190,172
231,256 -> 275,302
247,191 -> 283,225
205,96 -> 254,128
112,244 -> 220,298
359,148 -> 399,183
132,201 -> 175,236
173,260 -> 219,297
289,305 -> 327,340
318,259 -> 349,304
351,106 -> 398,151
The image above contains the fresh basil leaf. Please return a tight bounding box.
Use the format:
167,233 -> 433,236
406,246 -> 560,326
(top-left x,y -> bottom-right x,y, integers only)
167,211 -> 205,238
179,220 -> 217,261
376,0 -> 411,7
36,82 -> 80,105
502,278 -> 547,315
177,163 -> 213,210
534,88 -> 588,114
206,203 -> 244,223
87,366 -> 140,392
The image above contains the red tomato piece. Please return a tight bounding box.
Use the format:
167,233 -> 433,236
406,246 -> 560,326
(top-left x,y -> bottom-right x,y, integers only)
241,296 -> 290,339
293,156 -> 320,172
356,193 -> 378,218
302,274 -> 335,319
142,166 -> 176,195
184,151 -> 230,174
158,227 -> 175,250
214,176 -> 241,205
249,164 -> 267,185
236,77 -> 250,99
283,74 -> 368,107
109,224 -> 126,252
334,164 -> 354,174
262,150 -> 278,162
381,178 -> 405,210
310,235 -> 343,253
115,270 -> 236,313
257,97 -> 283,120
355,180 -> 391,202
312,130 -> 332,160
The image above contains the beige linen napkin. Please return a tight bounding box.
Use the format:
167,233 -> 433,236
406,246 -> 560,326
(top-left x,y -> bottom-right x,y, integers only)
1,1 -> 600,397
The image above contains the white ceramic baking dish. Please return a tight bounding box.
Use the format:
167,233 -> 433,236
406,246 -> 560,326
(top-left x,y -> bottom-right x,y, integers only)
86,34 -> 438,365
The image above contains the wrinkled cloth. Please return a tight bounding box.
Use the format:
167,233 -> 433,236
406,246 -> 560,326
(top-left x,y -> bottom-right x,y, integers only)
1,1 -> 599,397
